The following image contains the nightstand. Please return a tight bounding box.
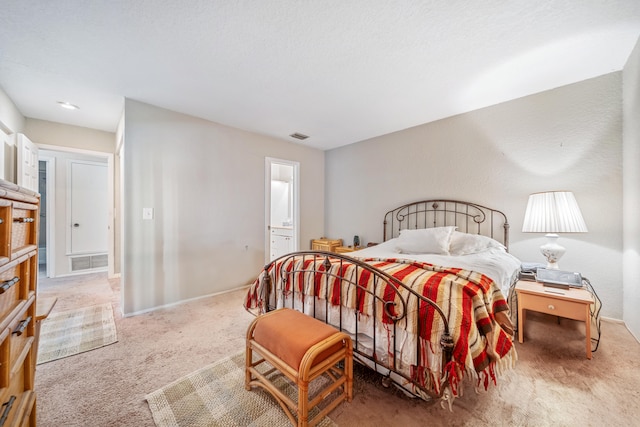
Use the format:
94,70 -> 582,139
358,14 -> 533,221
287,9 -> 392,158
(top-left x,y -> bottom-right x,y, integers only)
311,238 -> 342,252
516,280 -> 594,359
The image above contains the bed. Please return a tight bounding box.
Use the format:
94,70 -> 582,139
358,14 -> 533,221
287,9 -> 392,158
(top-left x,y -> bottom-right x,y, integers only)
245,200 -> 522,408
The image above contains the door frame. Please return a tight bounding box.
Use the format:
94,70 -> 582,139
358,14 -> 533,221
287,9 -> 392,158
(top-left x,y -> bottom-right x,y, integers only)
264,157 -> 300,263
38,155 -> 56,278
38,144 -> 115,278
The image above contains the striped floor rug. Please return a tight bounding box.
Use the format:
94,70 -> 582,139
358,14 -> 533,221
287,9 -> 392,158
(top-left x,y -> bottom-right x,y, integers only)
37,303 -> 118,364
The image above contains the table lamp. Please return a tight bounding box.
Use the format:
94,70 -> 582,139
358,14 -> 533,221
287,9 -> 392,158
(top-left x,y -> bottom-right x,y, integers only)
522,191 -> 588,269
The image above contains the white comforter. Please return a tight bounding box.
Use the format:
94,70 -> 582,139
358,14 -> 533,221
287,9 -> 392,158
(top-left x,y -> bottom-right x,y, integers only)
348,238 -> 522,296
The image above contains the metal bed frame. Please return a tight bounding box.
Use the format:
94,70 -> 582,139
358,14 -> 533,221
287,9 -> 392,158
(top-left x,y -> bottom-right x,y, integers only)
383,199 -> 509,249
256,199 -> 511,402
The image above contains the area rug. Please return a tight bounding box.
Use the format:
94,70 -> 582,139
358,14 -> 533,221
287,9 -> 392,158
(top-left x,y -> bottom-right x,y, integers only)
37,302 -> 118,364
146,352 -> 337,427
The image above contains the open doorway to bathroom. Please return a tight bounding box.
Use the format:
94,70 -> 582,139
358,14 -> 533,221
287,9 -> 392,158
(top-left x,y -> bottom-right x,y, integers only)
265,158 -> 299,263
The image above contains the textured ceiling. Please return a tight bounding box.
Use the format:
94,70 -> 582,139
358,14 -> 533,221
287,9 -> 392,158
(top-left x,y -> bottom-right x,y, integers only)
1,1 -> 640,150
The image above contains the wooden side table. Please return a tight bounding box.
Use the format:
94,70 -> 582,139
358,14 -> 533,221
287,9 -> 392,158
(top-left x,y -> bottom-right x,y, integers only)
311,238 -> 342,252
516,280 -> 594,359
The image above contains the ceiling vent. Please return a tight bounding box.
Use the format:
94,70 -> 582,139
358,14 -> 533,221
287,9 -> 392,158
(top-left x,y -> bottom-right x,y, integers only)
289,132 -> 309,140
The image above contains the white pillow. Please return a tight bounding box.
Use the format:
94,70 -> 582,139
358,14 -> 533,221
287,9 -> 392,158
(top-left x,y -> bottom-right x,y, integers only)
396,226 -> 456,255
449,231 -> 505,256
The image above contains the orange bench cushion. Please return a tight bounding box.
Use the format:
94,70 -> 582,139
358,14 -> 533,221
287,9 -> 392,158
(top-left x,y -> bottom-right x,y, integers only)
252,308 -> 344,370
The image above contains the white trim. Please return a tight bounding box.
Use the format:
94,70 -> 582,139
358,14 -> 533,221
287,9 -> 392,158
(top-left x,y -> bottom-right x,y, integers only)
627,325 -> 640,344
123,284 -> 250,318
0,131 -> 8,180
264,158 -> 270,262
39,155 -> 56,278
51,268 -> 109,278
601,317 -> 639,344
264,157 -> 300,264
36,144 -> 116,279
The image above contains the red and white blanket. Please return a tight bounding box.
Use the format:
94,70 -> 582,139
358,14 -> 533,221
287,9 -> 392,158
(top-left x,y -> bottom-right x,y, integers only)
244,256 -> 516,397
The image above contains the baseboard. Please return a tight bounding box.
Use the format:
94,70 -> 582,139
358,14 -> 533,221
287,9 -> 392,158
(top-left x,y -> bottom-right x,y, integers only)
626,325 -> 640,344
600,317 -> 640,344
123,284 -> 250,318
601,316 -> 624,324
50,268 -> 109,279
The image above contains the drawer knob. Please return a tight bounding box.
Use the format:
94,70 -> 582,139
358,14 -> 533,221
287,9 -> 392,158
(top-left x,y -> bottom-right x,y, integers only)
0,395 -> 16,425
13,217 -> 34,223
12,316 -> 32,336
548,304 -> 555,310
0,277 -> 19,294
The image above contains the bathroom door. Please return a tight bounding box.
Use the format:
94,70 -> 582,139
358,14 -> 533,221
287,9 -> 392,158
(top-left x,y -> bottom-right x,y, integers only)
265,158 -> 299,263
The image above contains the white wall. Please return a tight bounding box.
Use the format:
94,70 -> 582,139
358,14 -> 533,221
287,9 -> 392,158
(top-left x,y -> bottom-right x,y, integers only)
623,37 -> 640,340
0,86 -> 25,182
326,72 -> 623,319
122,99 -> 324,315
0,86 -> 25,134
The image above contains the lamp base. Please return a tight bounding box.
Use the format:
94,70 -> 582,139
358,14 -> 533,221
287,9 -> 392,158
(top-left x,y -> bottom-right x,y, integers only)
540,233 -> 565,270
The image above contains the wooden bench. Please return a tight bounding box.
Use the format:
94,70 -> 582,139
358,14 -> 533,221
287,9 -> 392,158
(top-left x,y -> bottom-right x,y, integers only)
245,308 -> 353,426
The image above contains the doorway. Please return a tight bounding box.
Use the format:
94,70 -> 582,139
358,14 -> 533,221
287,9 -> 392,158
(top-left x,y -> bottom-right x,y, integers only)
265,158 -> 299,262
38,160 -> 47,274
38,146 -> 114,278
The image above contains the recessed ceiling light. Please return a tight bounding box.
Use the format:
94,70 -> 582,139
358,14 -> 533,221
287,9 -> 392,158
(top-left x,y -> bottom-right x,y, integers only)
57,101 -> 80,110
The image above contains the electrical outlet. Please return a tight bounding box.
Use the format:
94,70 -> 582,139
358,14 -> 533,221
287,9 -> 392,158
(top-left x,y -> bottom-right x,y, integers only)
142,208 -> 154,220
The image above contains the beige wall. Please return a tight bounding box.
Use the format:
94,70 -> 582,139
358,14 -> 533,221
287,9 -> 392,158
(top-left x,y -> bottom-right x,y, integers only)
122,99 -> 324,315
326,72 -> 623,319
24,118 -> 115,153
623,37 -> 640,339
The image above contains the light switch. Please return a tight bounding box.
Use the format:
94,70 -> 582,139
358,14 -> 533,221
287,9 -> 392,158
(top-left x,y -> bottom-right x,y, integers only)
142,207 -> 154,220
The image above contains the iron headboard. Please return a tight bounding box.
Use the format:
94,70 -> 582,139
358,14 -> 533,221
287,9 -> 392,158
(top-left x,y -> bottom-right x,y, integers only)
383,199 -> 510,251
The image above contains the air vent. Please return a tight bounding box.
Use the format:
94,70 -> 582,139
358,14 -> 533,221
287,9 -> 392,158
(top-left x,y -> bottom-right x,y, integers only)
289,132 -> 309,140
70,254 -> 108,272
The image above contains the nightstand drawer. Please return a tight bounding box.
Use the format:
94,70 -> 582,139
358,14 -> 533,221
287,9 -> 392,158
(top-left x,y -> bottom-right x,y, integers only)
519,292 -> 587,321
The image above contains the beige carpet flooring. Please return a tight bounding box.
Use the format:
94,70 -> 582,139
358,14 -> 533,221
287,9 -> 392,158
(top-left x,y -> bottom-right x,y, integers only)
35,272 -> 640,426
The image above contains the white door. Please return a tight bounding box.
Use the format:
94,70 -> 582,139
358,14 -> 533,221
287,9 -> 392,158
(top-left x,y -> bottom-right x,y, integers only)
16,134 -> 39,192
69,160 -> 108,254
265,158 -> 299,263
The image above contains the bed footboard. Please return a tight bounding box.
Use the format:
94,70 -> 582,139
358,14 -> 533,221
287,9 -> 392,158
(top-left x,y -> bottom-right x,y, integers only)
247,251 -> 456,401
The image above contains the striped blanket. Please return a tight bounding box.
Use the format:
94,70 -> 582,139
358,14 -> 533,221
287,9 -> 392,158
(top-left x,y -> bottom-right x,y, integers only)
244,255 -> 516,398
